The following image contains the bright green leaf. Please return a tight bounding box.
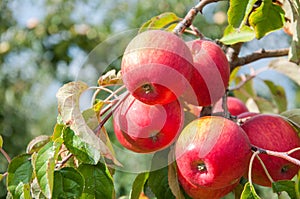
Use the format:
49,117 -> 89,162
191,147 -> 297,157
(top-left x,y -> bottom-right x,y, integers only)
52,167 -> 84,199
220,24 -> 255,45
241,182 -> 261,199
52,123 -> 65,140
63,127 -> 100,164
26,135 -> 51,154
0,135 -> 3,148
33,138 -> 63,198
7,154 -> 33,199
272,180 -> 297,199
227,0 -> 257,28
249,0 -> 286,39
130,172 -> 149,199
139,12 -> 180,33
263,80 -> 287,113
56,81 -> 119,165
78,163 -> 115,199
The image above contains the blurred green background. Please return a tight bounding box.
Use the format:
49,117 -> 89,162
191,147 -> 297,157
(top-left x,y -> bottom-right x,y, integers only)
0,0 -> 296,198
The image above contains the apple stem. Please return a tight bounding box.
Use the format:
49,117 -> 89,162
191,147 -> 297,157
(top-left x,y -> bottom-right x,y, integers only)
251,145 -> 300,167
248,150 -> 260,186
0,147 -> 11,163
200,105 -> 212,117
255,154 -> 275,184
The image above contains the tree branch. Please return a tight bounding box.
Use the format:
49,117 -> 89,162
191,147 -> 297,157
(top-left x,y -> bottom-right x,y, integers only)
173,0 -> 222,35
231,48 -> 289,71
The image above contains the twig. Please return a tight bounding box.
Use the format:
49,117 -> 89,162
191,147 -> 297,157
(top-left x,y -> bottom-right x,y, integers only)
0,148 -> 11,163
251,145 -> 300,167
55,153 -> 73,169
173,0 -> 222,35
230,48 -> 289,71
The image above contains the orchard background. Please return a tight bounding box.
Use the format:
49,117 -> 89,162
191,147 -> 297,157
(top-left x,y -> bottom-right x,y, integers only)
0,0 -> 300,198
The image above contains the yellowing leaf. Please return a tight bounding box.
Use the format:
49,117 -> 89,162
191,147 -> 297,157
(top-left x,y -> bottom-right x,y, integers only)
56,81 -> 120,166
97,69 -> 122,86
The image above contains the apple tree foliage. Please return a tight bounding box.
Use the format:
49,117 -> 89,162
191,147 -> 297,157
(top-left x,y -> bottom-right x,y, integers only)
1,0 -> 300,198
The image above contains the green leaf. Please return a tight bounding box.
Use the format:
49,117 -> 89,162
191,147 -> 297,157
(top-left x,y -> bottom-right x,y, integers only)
0,135 -> 3,148
7,154 -> 33,199
52,167 -> 84,199
31,179 -> 47,199
220,24 -> 255,45
263,80 -> 287,113
139,12 -> 180,33
272,180 -> 297,199
78,163 -> 115,199
56,81 -> 119,165
168,162 -> 185,199
249,0 -> 286,39
253,96 -> 277,113
296,171 -> 300,199
52,123 -> 65,140
63,127 -> 100,164
280,109 -> 300,134
241,182 -> 261,199
33,138 -> 63,198
130,172 -> 149,199
227,0 -> 257,28
26,135 -> 51,154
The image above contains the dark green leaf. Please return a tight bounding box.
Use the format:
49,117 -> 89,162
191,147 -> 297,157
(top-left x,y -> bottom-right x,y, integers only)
272,180 -> 296,199
296,171 -> 300,199
139,12 -> 180,33
220,24 -> 255,45
78,163 -> 115,199
240,182 -> 261,199
249,0 -> 286,39
52,167 -> 84,199
33,138 -> 63,198
26,135 -> 51,154
263,80 -> 287,113
227,0 -> 256,28
63,127 -> 100,164
7,154 -> 33,199
130,172 -> 149,199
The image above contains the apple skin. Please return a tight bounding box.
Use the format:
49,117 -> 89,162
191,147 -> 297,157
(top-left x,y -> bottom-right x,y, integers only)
183,39 -> 230,106
214,96 -> 249,116
241,114 -> 300,187
121,30 -> 194,105
175,116 -> 251,190
177,166 -> 239,199
113,94 -> 184,153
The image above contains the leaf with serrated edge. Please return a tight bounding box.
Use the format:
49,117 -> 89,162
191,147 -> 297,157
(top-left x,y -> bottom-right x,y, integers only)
272,180 -> 296,199
52,167 -> 84,198
7,154 -> 33,198
33,139 -> 63,198
130,172 -> 149,199
56,81 -> 120,165
241,182 -> 261,199
78,163 -> 115,199
249,0 -> 285,39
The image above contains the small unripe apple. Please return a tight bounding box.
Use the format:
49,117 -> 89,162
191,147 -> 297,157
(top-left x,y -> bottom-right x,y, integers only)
113,94 -> 183,153
241,114 -> 300,187
183,39 -> 230,106
121,30 -> 194,105
175,116 -> 251,190
214,96 -> 249,116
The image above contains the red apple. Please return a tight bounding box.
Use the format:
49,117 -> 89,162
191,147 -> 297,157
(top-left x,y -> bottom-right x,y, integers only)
175,116 -> 251,190
241,114 -> 300,187
113,94 -> 183,153
177,166 -> 239,199
183,39 -> 230,106
214,96 -> 249,116
121,30 -> 194,105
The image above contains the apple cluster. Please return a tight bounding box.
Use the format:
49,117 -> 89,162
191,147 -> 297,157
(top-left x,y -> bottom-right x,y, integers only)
112,30 -> 300,198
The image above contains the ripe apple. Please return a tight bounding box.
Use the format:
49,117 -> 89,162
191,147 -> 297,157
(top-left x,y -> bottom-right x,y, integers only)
113,94 -> 183,153
175,116 -> 251,190
182,39 -> 230,106
213,96 -> 249,116
241,114 -> 300,187
121,30 -> 194,105
177,166 -> 239,199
